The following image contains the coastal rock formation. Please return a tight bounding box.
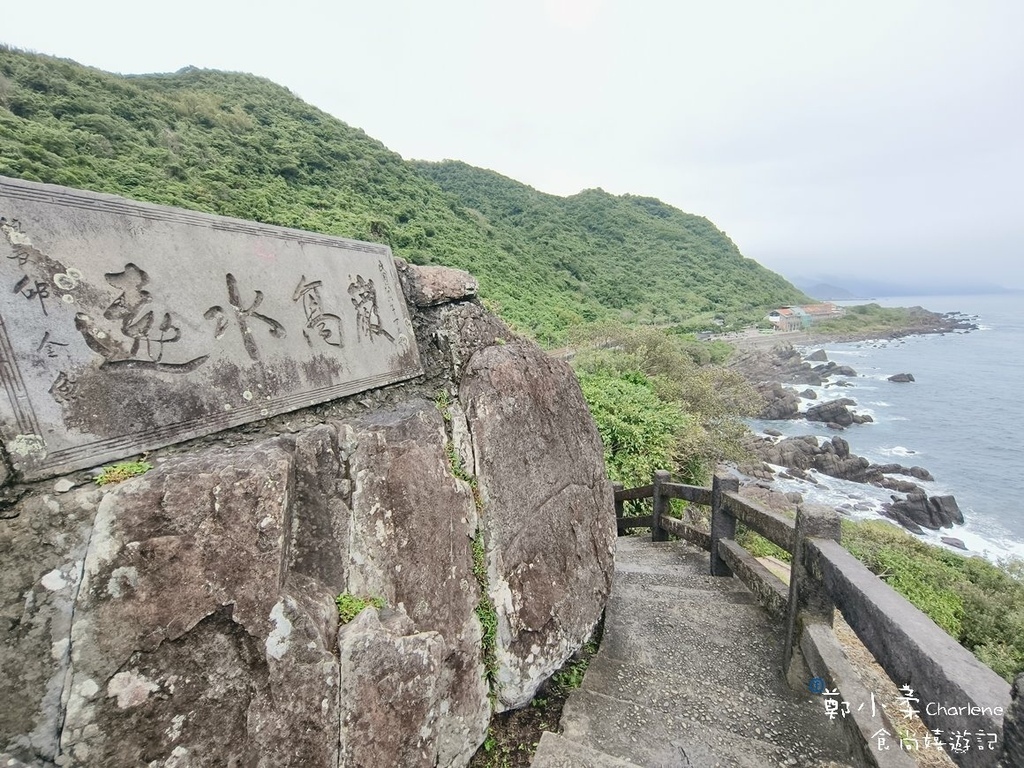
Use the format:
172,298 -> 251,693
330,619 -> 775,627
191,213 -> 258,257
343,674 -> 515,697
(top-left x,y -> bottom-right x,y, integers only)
756,383 -> 801,420
805,399 -> 874,428
728,344 -> 824,386
888,373 -> 916,383
747,433 -> 964,534
0,264 -> 615,767
883,493 -> 964,531
812,361 -> 858,378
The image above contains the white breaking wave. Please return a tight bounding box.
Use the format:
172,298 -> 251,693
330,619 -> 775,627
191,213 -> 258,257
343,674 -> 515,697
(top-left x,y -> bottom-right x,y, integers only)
879,445 -> 918,458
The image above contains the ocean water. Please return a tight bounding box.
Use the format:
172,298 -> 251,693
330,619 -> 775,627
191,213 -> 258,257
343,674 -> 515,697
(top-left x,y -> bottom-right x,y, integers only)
749,293 -> 1024,562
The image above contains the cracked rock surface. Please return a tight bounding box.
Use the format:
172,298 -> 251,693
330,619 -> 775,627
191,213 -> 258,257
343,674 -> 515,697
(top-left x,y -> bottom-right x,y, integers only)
0,265 -> 615,767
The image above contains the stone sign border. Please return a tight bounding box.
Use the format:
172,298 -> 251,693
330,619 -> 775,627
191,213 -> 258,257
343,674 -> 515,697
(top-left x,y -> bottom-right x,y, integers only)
0,178 -> 423,480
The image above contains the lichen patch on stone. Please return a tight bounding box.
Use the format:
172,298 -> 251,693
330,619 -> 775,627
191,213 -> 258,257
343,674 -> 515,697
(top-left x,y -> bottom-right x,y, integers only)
106,670 -> 159,709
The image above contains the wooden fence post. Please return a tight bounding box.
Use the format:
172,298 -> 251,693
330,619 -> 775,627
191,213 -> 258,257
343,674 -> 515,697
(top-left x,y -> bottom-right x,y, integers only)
612,482 -> 624,537
709,474 -> 739,576
783,503 -> 841,686
651,470 -> 670,542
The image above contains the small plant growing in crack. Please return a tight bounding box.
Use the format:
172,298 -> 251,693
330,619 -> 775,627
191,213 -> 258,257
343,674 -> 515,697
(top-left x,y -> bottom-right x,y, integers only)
335,593 -> 386,624
94,459 -> 153,486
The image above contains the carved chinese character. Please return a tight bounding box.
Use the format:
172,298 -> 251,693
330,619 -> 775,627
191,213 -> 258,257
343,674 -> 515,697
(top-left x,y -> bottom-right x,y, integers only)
348,275 -> 394,343
13,275 -> 51,315
205,273 -> 286,361
293,276 -> 343,348
49,370 -> 79,404
36,331 -> 69,359
75,262 -> 207,372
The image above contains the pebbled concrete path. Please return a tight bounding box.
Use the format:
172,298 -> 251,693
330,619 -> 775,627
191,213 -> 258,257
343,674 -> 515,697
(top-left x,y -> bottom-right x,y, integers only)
532,537 -> 858,768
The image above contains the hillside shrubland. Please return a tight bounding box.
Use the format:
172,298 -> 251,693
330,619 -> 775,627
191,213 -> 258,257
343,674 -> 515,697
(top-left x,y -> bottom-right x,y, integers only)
0,46 -> 805,345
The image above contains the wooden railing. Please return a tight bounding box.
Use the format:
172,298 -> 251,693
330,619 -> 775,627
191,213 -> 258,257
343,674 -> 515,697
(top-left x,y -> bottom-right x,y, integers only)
612,471 -> 1020,768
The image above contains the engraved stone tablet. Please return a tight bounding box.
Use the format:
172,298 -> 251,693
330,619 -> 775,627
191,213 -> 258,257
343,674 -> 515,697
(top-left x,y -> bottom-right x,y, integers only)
0,177 -> 422,480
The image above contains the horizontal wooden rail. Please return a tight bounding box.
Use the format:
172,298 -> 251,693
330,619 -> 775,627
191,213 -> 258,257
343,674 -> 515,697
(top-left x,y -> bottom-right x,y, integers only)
806,537 -> 1011,766
614,484 -> 654,502
722,492 -> 795,553
661,482 -> 713,506
660,515 -> 711,550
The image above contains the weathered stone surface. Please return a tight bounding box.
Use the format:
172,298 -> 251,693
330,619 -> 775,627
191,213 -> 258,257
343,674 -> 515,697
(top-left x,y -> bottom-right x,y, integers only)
827,363 -> 858,378
460,342 -> 615,710
806,349 -> 828,362
0,191 -> 614,765
342,401 -> 489,765
0,176 -> 421,481
805,398 -> 872,426
56,441 -> 342,768
728,343 -> 823,385
1,410 -> 496,767
755,382 -> 800,420
337,607 -> 447,768
0,488 -> 101,763
888,373 -> 916,383
396,259 -> 479,307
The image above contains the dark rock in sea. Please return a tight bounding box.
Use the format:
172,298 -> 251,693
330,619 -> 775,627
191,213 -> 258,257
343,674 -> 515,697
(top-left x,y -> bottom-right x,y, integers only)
806,349 -> 829,362
888,373 -> 916,383
744,434 -> 944,505
833,380 -> 854,387
878,476 -> 923,494
881,505 -> 925,535
756,382 -> 801,420
883,493 -> 964,531
930,495 -> 964,527
830,436 -> 850,458
800,389 -> 818,400
813,361 -> 859,378
826,422 -> 845,430
941,537 -> 968,551
764,428 -> 784,437
806,399 -> 859,427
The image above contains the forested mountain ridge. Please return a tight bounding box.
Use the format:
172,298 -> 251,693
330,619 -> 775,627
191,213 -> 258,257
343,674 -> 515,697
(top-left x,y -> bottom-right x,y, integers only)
0,46 -> 807,343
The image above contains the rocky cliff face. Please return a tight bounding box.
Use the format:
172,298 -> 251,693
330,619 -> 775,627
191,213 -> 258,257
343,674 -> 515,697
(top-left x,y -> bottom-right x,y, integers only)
0,261 -> 616,767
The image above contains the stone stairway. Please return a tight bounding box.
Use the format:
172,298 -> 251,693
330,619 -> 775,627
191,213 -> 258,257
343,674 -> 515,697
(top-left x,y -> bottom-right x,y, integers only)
531,537 -> 859,768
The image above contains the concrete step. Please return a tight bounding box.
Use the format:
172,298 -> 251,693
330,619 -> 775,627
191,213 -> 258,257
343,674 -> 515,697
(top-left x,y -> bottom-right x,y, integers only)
578,654 -> 847,759
550,537 -> 858,767
560,688 -> 853,768
530,732 -> 645,768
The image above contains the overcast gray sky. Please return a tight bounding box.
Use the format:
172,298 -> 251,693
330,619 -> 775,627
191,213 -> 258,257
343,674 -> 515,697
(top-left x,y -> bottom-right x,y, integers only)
6,1 -> 1023,290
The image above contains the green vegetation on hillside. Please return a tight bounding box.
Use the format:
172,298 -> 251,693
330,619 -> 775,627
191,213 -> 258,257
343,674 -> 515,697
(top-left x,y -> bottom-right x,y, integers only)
842,520 -> 1024,682
572,325 -> 760,487
0,46 -> 806,344
415,161 -> 809,337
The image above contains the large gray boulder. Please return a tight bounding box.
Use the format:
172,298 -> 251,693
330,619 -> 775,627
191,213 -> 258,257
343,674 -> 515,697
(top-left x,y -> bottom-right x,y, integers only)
460,342 -> 616,710
0,263 -> 616,766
